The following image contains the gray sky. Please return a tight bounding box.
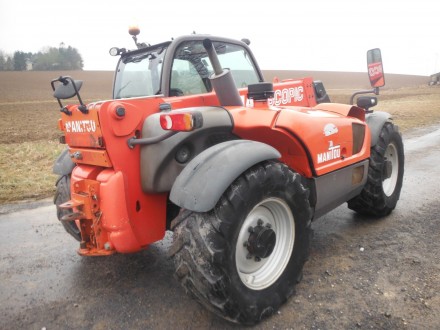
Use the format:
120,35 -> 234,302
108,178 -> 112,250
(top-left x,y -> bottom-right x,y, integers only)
0,0 -> 438,75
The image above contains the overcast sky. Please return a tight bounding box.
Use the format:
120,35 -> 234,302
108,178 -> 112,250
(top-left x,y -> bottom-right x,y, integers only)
0,0 -> 438,76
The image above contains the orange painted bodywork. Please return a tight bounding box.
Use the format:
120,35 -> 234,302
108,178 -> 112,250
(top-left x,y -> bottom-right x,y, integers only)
229,102 -> 370,178
59,78 -> 370,255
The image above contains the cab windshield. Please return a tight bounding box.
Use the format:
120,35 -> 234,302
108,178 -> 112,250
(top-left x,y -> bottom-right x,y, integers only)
114,46 -> 167,99
170,41 -> 260,96
113,39 -> 261,99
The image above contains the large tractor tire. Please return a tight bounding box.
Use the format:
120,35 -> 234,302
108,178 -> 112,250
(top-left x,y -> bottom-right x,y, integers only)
169,161 -> 312,325
348,122 -> 404,216
54,175 -> 81,241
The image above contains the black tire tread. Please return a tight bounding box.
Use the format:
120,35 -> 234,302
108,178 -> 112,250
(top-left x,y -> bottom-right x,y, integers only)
348,122 -> 404,216
54,175 -> 81,241
169,161 -> 312,324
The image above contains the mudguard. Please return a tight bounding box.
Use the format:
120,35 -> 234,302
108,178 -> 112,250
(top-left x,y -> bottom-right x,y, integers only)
169,140 -> 281,212
53,148 -> 75,176
366,111 -> 391,146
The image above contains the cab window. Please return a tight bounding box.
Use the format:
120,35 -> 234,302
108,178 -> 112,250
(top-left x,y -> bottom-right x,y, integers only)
114,47 -> 166,99
170,40 -> 260,96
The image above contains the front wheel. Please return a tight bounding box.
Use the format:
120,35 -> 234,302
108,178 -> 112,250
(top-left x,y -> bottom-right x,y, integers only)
348,122 -> 404,216
169,161 -> 312,324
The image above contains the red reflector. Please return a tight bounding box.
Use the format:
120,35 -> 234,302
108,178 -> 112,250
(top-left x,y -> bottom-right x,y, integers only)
160,112 -> 202,131
160,115 -> 173,130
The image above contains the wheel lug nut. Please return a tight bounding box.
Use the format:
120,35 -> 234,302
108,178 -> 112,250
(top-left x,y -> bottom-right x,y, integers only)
257,219 -> 263,226
248,226 -> 254,233
266,223 -> 272,229
246,253 -> 253,260
255,256 -> 261,262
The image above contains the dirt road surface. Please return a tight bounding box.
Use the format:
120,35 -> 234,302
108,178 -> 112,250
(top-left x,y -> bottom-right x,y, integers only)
1,125 -> 439,329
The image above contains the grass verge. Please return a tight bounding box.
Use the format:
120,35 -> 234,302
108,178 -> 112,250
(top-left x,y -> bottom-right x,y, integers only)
0,141 -> 65,203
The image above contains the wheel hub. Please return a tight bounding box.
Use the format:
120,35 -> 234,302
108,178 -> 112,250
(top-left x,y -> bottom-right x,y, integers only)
246,220 -> 276,260
236,197 -> 295,290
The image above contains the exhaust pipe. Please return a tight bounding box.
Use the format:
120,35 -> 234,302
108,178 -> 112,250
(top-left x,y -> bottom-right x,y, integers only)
203,38 -> 243,107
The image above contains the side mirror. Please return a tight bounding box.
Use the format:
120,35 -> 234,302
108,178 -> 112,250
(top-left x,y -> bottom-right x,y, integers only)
367,48 -> 385,88
53,78 -> 83,99
51,76 -> 87,114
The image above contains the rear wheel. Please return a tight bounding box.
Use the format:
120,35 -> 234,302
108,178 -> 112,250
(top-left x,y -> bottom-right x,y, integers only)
54,175 -> 81,241
169,161 -> 312,324
348,122 -> 404,216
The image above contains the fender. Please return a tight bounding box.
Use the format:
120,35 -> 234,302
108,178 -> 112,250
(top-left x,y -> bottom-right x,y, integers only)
53,148 -> 75,176
170,140 -> 281,212
366,111 -> 391,146
140,106 -> 235,193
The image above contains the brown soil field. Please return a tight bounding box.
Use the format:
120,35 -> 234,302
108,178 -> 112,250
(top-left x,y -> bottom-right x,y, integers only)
264,70 -> 430,89
0,70 -> 438,203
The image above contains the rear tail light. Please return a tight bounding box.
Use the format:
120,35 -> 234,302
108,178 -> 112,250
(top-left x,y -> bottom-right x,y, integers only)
160,112 -> 203,131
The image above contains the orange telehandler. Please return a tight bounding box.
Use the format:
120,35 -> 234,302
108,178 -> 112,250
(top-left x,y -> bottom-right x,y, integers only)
51,28 -> 403,324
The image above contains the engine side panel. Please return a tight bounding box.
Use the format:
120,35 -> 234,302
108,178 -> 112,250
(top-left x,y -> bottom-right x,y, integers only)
275,106 -> 370,176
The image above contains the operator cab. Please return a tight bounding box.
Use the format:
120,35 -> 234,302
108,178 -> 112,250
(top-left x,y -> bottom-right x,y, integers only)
111,33 -> 264,99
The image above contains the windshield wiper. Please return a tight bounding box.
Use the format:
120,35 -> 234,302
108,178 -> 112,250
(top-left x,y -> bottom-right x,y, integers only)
115,81 -> 132,99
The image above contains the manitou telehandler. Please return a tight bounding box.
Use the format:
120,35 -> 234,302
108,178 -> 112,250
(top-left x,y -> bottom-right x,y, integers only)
51,27 -> 404,324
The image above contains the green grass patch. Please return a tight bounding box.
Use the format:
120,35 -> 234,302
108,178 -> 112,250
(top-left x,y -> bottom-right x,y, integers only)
0,141 -> 65,203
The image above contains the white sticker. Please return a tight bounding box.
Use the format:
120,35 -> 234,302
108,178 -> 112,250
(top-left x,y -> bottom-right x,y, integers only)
317,141 -> 341,164
323,123 -> 338,136
65,120 -> 97,133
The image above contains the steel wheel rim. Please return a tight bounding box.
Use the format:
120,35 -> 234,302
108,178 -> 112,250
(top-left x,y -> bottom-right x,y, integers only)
383,142 -> 399,197
235,197 -> 295,290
